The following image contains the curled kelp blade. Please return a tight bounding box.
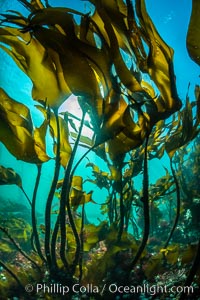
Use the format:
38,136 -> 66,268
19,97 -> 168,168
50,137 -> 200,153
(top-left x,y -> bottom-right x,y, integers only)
0,88 -> 36,162
136,0 -> 182,115
56,175 -> 96,210
186,0 -> 200,66
0,87 -> 33,132
0,165 -> 22,187
0,89 -> 50,163
26,27 -> 105,125
98,97 -> 151,160
86,162 -> 110,189
0,27 -> 71,108
92,1 -> 143,94
33,118 -> 51,162
22,6 -> 113,97
89,0 -> 146,59
0,7 -> 110,121
36,106 -> 72,167
165,91 -> 200,158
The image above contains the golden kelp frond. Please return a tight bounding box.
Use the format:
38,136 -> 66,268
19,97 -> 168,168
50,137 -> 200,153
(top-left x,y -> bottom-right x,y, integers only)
123,148 -> 143,178
0,89 -> 50,163
148,170 -> 174,202
90,0 -> 181,120
136,0 -> 182,115
86,161 -> 123,188
186,0 -> 200,66
95,92 -> 151,160
90,0 -> 146,59
70,190 -> 95,211
160,245 -> 180,265
33,119 -> 51,162
0,165 -> 22,187
29,25 -> 104,124
56,117 -> 72,168
86,162 -> 110,190
0,27 -> 71,107
104,107 -> 150,160
84,225 -> 138,282
0,87 -> 32,132
98,97 -> 128,144
146,87 -> 200,159
7,6 -> 110,122
165,95 -> 200,158
23,6 -> 114,102
80,222 -> 108,252
108,164 -> 121,181
89,0 -> 127,46
64,176 -> 96,210
107,132 -> 140,162
36,106 -> 71,167
92,1 -> 143,94
147,120 -> 166,159
0,0 -> 183,161
0,88 -> 36,162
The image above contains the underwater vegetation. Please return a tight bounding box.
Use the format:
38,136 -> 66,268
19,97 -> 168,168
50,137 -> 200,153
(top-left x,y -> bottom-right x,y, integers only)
0,0 -> 200,299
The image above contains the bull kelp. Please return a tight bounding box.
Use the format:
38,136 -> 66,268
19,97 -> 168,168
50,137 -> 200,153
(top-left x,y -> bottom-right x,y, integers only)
0,0 -> 200,299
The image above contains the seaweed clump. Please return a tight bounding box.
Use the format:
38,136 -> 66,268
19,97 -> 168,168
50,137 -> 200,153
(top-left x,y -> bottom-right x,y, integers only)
0,0 -> 200,299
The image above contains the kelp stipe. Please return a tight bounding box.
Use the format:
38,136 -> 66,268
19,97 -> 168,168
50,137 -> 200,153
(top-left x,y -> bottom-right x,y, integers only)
44,108 -> 61,271
79,202 -> 85,283
31,164 -> 45,262
58,111 -> 87,277
117,159 -> 125,242
50,120 -> 102,281
164,157 -> 181,248
61,113 -> 109,278
164,86 -> 200,248
128,133 -> 150,274
20,186 -> 32,207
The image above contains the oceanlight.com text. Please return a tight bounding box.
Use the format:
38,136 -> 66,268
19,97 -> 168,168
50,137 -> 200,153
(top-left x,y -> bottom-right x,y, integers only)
25,283 -> 194,296
107,283 -> 193,295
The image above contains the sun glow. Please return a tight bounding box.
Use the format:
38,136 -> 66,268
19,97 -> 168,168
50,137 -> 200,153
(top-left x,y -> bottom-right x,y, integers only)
59,95 -> 94,138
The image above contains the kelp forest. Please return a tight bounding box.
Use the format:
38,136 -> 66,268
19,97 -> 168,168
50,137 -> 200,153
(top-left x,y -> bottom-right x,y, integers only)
0,0 -> 200,299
